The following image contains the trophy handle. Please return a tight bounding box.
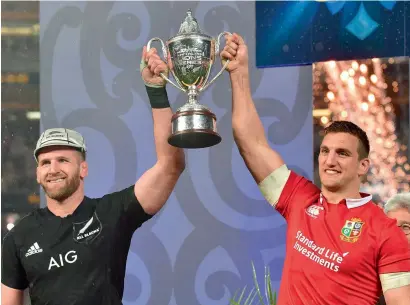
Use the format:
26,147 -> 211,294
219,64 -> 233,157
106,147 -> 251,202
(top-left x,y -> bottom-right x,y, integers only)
199,31 -> 232,93
146,38 -> 187,93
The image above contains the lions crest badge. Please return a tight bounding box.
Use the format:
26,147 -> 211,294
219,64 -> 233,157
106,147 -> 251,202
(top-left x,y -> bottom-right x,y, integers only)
340,217 -> 365,243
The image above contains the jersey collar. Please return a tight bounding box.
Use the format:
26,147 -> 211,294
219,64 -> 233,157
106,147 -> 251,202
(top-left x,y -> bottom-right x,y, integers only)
320,193 -> 372,209
345,193 -> 373,208
43,196 -> 94,220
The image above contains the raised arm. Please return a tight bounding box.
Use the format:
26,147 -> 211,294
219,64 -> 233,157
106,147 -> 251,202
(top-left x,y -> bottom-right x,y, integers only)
221,34 -> 285,184
134,46 -> 185,215
220,34 -> 289,206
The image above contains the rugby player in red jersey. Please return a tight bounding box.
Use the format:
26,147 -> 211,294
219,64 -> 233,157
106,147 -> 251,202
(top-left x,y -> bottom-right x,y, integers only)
220,33 -> 410,305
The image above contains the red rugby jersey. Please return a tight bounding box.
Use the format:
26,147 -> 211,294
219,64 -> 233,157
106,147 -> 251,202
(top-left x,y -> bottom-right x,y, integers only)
275,171 -> 410,305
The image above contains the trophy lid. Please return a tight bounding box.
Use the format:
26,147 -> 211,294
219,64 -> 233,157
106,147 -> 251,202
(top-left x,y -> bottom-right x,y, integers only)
178,9 -> 201,34
175,9 -> 210,38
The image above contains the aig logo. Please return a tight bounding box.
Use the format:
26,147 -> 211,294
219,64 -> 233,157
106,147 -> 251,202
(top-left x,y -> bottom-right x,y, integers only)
48,250 -> 78,270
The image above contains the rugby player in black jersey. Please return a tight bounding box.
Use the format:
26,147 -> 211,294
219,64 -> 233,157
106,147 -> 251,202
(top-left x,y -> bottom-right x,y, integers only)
1,46 -> 184,305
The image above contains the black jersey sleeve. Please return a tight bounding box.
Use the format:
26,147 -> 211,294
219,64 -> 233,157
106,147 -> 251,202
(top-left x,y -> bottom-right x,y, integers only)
1,232 -> 28,290
101,185 -> 153,233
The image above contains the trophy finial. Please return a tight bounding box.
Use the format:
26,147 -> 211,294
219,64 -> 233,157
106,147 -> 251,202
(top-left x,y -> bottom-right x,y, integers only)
178,9 -> 201,35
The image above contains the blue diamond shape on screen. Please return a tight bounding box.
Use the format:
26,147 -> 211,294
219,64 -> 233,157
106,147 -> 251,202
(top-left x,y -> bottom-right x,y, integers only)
345,3 -> 379,40
326,1 -> 346,15
379,1 -> 396,11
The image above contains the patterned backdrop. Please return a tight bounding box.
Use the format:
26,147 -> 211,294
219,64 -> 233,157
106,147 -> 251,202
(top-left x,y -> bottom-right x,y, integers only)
39,1 -> 313,304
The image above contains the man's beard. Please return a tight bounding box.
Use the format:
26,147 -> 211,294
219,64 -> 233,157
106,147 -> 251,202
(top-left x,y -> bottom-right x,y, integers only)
41,175 -> 81,202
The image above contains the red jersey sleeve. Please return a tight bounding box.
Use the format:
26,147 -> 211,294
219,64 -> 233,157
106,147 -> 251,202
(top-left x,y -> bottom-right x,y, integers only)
276,171 -> 320,220
377,218 -> 410,274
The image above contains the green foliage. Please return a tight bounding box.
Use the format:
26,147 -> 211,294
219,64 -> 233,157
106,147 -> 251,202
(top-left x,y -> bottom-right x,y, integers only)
230,262 -> 277,305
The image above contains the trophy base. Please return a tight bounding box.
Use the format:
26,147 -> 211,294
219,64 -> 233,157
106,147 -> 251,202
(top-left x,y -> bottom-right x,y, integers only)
168,104 -> 221,149
168,130 -> 221,149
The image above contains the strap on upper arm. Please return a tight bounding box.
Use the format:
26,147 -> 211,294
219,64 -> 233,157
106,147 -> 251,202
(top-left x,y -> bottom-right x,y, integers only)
258,164 -> 291,207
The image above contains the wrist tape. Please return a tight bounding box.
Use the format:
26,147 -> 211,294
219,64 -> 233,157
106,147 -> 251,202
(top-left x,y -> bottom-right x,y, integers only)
145,85 -> 170,109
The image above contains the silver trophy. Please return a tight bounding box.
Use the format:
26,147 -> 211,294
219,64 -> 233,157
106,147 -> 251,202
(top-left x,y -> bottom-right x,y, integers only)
147,9 -> 231,149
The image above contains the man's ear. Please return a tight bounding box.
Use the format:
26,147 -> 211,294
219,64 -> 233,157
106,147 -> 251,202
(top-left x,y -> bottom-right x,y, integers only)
358,157 -> 370,176
36,167 -> 41,184
80,161 -> 88,178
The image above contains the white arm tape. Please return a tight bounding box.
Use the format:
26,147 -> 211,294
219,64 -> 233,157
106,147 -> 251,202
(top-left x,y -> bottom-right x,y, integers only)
380,272 -> 410,293
257,164 -> 290,208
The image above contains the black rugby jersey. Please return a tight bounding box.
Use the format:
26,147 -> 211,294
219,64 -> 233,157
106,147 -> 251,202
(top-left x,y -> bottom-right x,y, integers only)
1,186 -> 153,305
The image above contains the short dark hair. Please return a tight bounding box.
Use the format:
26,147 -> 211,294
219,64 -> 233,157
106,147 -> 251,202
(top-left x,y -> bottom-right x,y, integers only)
74,148 -> 86,161
79,151 -> 86,161
323,120 -> 370,159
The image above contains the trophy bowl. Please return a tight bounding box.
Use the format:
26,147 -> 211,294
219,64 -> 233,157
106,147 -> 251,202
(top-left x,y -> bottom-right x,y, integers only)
147,9 -> 231,149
